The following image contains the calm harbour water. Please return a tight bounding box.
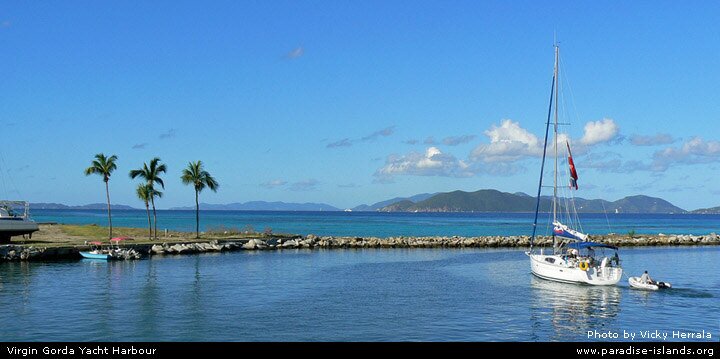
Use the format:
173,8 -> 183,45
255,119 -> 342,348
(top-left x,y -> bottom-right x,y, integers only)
0,246 -> 717,341
2,210 -> 718,341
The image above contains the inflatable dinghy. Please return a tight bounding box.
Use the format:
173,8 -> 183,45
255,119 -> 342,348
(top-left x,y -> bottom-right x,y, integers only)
628,277 -> 672,290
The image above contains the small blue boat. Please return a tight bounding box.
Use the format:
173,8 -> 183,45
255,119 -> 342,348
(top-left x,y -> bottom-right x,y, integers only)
80,250 -> 112,260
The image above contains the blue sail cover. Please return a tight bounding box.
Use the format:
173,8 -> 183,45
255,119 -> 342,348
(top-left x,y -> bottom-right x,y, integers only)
553,221 -> 588,241
567,241 -> 618,250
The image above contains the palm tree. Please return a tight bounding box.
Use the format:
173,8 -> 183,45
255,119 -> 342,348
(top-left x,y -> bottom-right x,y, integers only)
136,183 -> 162,240
84,153 -> 118,239
181,161 -> 219,238
129,157 -> 166,239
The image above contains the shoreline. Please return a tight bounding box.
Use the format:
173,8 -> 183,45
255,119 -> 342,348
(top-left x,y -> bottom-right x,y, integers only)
0,224 -> 718,261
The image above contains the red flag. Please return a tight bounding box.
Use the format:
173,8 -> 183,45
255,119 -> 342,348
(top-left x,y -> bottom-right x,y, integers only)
567,141 -> 579,190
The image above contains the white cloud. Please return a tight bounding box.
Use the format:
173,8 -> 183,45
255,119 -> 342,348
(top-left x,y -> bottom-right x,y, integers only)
470,119 -> 542,162
375,147 -> 471,181
629,133 -> 675,146
579,118 -> 619,145
651,137 -> 720,171
579,137 -> 720,173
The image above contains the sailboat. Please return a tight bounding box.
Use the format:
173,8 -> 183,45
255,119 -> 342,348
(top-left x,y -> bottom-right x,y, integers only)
526,45 -> 622,286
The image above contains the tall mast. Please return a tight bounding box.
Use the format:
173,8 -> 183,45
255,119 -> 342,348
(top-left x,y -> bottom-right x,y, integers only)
553,45 -> 559,224
529,47 -> 556,249
552,45 -> 559,251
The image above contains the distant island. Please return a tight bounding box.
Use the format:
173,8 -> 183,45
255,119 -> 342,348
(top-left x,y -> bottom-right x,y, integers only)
29,189 -> 715,213
169,201 -> 340,211
31,203 -> 138,210
690,206 -> 720,214
375,190 -> 686,214
351,193 -> 436,211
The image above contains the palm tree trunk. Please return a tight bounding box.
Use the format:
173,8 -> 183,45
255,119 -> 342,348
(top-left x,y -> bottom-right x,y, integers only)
145,202 -> 152,240
151,195 -> 157,240
105,181 -> 113,239
195,188 -> 199,239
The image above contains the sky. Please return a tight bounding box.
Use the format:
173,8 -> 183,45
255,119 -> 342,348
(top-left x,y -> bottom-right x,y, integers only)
0,1 -> 719,210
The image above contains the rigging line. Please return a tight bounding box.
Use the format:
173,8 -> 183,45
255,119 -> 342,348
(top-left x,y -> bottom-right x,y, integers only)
0,150 -> 12,199
564,143 -> 583,232
0,163 -> 6,198
558,55 -> 587,234
559,56 -> 583,126
1,154 -> 21,199
601,200 -> 612,234
559,142 -> 571,225
560,136 -> 585,234
545,207 -> 553,240
530,71 -> 556,247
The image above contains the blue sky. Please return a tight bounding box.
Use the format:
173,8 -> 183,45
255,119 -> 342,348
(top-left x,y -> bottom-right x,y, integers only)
1,1 -> 719,210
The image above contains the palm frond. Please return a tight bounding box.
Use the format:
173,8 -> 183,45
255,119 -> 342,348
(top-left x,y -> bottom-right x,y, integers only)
129,169 -> 143,179
180,161 -> 219,193
85,153 -> 118,178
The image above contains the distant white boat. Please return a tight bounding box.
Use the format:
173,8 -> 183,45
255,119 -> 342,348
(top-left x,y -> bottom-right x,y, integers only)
0,201 -> 39,243
526,45 -> 622,286
344,209 -> 352,212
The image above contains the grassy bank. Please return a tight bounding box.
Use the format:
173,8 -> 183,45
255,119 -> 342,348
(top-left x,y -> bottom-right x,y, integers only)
14,224 -> 291,247
7,224 -> 720,249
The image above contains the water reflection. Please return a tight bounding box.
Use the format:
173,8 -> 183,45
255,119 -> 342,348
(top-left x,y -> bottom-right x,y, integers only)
0,261 -> 34,308
530,277 -> 622,341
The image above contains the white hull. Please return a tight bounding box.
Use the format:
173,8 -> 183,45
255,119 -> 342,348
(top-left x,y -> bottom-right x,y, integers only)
628,277 -> 671,290
529,253 -> 622,286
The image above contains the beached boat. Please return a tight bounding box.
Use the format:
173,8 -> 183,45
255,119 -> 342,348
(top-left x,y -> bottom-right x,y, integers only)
80,241 -> 113,260
0,201 -> 39,243
79,250 -> 112,260
526,45 -> 623,286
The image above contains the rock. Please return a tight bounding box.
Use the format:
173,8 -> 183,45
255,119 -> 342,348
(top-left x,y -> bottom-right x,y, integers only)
242,241 -> 257,250
151,244 -> 165,254
167,244 -> 192,254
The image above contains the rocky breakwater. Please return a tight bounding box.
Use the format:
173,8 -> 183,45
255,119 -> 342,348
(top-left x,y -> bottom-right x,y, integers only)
145,233 -> 720,255
150,241 -> 229,255
593,233 -> 720,247
0,245 -> 79,261
109,248 -> 144,260
2,233 -> 718,261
